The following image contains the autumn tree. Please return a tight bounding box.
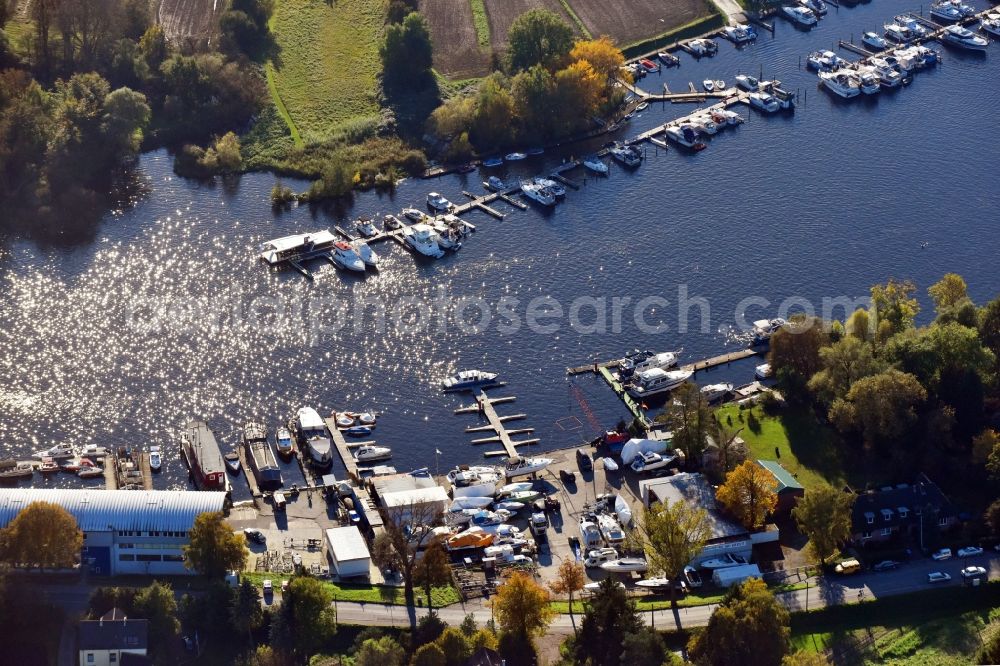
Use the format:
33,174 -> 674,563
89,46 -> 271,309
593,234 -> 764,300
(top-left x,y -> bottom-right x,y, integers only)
641,500 -> 711,628
548,559 -> 585,633
569,36 -> 625,86
792,485 -> 855,565
807,336 -> 884,406
492,571 -> 554,651
845,307 -> 873,343
717,461 -> 778,531
0,501 -> 83,569
412,643 -> 447,666
433,627 -> 472,666
783,651 -> 831,665
507,9 -> 574,72
658,381 -> 711,462
769,316 -> 828,398
184,511 -> 248,578
828,370 -> 926,445
980,296 -> 1000,375
688,578 -> 791,666
553,60 -> 602,133
870,278 -> 919,343
371,500 -> 444,616
573,577 -> 645,666
413,540 -> 452,613
928,273 -> 968,314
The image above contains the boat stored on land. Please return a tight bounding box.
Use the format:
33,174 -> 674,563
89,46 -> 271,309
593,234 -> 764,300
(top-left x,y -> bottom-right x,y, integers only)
503,456 -> 553,478
600,557 -> 648,573
181,419 -> 228,491
243,421 -> 282,490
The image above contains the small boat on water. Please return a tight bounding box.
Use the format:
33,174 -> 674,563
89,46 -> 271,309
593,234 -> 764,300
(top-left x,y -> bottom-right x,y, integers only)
354,445 -> 392,463
702,79 -> 715,92
534,177 -> 566,198
639,58 -> 659,72
426,192 -> 453,212
344,425 -> 373,438
32,443 -> 75,460
259,230 -> 337,265
798,0 -> 827,16
583,157 -> 608,175
356,412 -> 377,426
335,412 -> 356,428
431,217 -> 464,251
355,219 -> 378,238
224,452 -> 241,474
79,444 -> 107,458
893,15 -> 929,38
857,70 -> 881,95
883,23 -> 913,43
941,24 -> 988,50
297,407 -> 332,468
807,50 -> 847,71
78,466 -> 104,479
39,457 -> 60,474
755,363 -> 774,380
627,368 -> 695,399
982,13 -> 1000,37
275,426 -> 295,458
402,208 -> 424,221
715,79 -> 726,90
686,38 -> 718,56
609,144 -> 642,168
0,463 -> 34,480
484,175 -> 507,191
723,23 -> 757,44
665,124 -> 705,149
782,5 -> 818,27
930,0 -> 967,22
504,152 -> 527,161
384,214 -> 404,230
442,369 -> 500,391
526,147 -> 544,156
351,240 -> 379,268
862,31 -> 889,50
403,224 -> 445,258
149,445 -> 162,472
735,74 -> 759,91
635,101 -> 649,111
869,58 -> 904,87
520,181 -> 556,206
657,51 -> 680,66
482,156 -> 503,167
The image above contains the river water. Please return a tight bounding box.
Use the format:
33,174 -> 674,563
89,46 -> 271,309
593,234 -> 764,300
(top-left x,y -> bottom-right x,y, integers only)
1,0 -> 998,496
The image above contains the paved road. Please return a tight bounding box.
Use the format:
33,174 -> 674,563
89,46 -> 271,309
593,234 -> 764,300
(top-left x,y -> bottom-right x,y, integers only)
714,0 -> 746,25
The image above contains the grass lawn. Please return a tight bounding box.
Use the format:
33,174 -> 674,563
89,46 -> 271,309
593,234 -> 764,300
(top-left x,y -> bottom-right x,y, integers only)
242,572 -> 461,607
469,0 -> 491,47
715,403 -> 852,490
550,582 -> 811,614
267,0 -> 386,145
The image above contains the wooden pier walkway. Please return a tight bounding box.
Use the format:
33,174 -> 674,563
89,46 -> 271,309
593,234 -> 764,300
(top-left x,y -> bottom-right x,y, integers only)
567,347 -> 763,375
239,445 -> 261,498
324,415 -> 360,480
455,392 -> 539,459
597,366 -> 649,427
838,40 -> 873,57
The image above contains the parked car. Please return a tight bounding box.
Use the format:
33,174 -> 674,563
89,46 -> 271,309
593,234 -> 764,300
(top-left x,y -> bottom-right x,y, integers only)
834,558 -> 862,575
576,448 -> 593,471
927,571 -> 952,583
931,548 -> 953,561
281,579 -> 290,593
957,546 -> 984,558
243,528 -> 266,544
960,566 -> 987,579
684,565 -> 703,588
262,579 -> 273,595
872,560 -> 898,572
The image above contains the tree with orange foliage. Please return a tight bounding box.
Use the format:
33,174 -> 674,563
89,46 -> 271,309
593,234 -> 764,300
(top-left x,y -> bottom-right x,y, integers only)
555,59 -> 602,130
570,36 -> 626,87
717,461 -> 778,531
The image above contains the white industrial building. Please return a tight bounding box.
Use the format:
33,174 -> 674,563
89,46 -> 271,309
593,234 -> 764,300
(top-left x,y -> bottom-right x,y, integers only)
325,526 -> 371,578
0,489 -> 228,576
369,470 -> 449,524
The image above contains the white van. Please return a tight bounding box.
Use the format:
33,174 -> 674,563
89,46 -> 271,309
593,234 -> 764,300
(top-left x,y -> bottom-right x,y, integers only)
273,491 -> 287,511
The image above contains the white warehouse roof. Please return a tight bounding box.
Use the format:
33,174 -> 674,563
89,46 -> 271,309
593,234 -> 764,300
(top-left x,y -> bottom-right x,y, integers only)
0,489 -> 227,532
380,485 -> 449,509
325,526 -> 370,562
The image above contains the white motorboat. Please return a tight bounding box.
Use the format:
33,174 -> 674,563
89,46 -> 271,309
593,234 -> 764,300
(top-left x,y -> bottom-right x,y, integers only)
402,224 -> 445,258
609,144 -> 642,168
579,519 -> 603,548
627,368 -> 695,399
930,0 -> 964,22
384,214 -> 405,230
520,181 -> 556,206
450,496 -> 494,511
883,23 -> 913,43
78,467 -> 104,479
583,581 -> 625,593
498,481 -> 535,495
259,230 -> 337,265
355,219 -> 378,237
597,514 -> 625,544
32,443 -> 75,460
402,207 -> 425,221
534,177 -> 566,198
690,114 -> 719,135
441,369 -> 500,391
275,426 -> 295,457
893,15 -> 929,38
426,192 -> 452,212
798,0 -> 827,16
632,351 -> 680,373
431,219 -> 462,251
494,500 -> 525,513
700,382 -> 734,403
735,74 -> 760,91
354,445 -> 392,463
888,50 -> 918,73
714,79 -> 726,90
700,553 -> 749,569
503,456 -> 553,478
857,70 -> 881,95
583,157 -> 608,174
723,23 -> 757,44
942,24 -> 988,50
78,444 -> 107,458
630,450 -> 675,473
686,38 -> 718,56
721,109 -> 745,125
657,51 -> 680,66
782,5 -> 818,27
664,124 -> 704,148
819,70 -> 862,99
351,240 -> 379,268
615,495 -> 633,526
702,79 -> 716,92
862,31 -> 889,50
635,577 -> 676,589
331,241 -> 366,272
755,363 -> 774,380
449,466 -> 503,497
600,558 -> 649,573
468,509 -> 511,527
297,407 -> 332,467
869,58 -> 904,87
807,50 -> 846,71
503,490 -> 542,503
504,152 -> 527,161
149,445 -> 162,471
982,13 -> 1000,38
603,457 -> 619,472
747,92 -> 781,113
484,176 -> 507,191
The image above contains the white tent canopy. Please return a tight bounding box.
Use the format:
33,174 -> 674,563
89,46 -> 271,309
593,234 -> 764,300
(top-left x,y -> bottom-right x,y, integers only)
620,438 -> 668,465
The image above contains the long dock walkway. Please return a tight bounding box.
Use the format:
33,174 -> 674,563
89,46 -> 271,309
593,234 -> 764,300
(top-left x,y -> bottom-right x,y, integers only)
324,416 -> 360,480
567,347 -> 762,375
455,392 -> 540,458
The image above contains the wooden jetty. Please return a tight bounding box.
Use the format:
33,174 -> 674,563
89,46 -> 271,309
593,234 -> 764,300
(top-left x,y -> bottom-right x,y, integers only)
139,452 -> 152,491
567,347 -> 763,375
324,416 -> 360,479
838,40 -> 873,57
455,392 -> 539,459
104,460 -> 117,490
597,367 -> 649,427
239,445 -> 261,498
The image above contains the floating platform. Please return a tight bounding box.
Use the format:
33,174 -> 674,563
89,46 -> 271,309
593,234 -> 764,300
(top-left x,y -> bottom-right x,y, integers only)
456,391 -> 539,458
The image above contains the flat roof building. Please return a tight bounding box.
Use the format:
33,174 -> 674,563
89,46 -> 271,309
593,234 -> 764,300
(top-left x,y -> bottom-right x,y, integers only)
325,526 -> 371,578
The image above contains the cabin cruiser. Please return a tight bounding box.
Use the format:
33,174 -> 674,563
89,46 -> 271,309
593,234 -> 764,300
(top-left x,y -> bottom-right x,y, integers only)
700,382 -> 734,403
862,31 -> 889,50
79,444 -> 107,458
534,177 -> 566,198
807,50 -> 846,71
275,426 -> 295,457
494,500 -> 525,513
735,74 -> 760,91
467,509 -> 512,527
869,58 -> 904,86
942,24 -> 988,50
583,156 -> 609,174
32,443 -> 75,460
450,496 -> 494,512
503,489 -> 542,504
383,214 -> 404,230
78,466 -> 104,479
657,51 -> 680,66
664,124 -> 704,149
798,0 -> 827,16
597,514 -> 626,544
259,230 -> 337,265
627,368 -> 694,399
723,23 -> 757,44
700,553 -> 749,569
857,70 -> 882,95
601,558 -> 649,573
893,15 -> 929,37
883,23 -> 913,43
355,219 -> 378,238
630,450 -> 675,473
426,192 -> 452,212
751,317 -> 788,344
981,13 -> 1000,38
686,38 -> 718,56
354,445 -> 392,463
782,5 -> 818,27
348,239 -> 378,268
755,363 -> 774,380
446,526 -> 495,550
0,463 -> 34,480
609,144 -> 642,167
149,445 -> 162,471
297,407 -> 332,468
631,351 -> 680,374
520,181 -> 556,206
930,0 -> 972,22
402,208 -> 425,222
431,217 -> 463,251
690,114 -> 719,135
441,369 -> 500,391
39,457 -> 60,473
331,241 -> 366,272
448,466 -> 503,497
747,92 -> 781,113
402,224 -> 445,258
718,109 -> 745,125
579,518 -> 603,548
503,455 -> 553,478
820,70 -> 862,99
484,175 -> 507,191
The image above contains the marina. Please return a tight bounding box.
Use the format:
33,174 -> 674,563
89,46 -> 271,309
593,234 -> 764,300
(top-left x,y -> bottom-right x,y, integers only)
455,392 -> 542,459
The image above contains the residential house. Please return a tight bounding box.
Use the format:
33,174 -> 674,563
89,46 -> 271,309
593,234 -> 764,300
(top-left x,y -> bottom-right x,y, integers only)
78,608 -> 149,666
850,474 -> 961,548
756,460 -> 805,514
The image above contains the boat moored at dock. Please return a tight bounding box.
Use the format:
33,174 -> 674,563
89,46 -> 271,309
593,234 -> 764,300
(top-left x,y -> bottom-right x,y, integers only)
297,407 -> 332,468
862,31 -> 889,50
723,23 -> 757,44
426,192 -> 453,212
242,421 -> 282,490
783,5 -> 819,27
259,230 -> 337,265
520,181 -> 557,206
583,157 -> 609,174
941,24 -> 989,50
181,419 -> 229,491
403,224 -> 445,258
626,368 -> 695,399
354,445 -> 392,463
819,70 -> 862,99
331,241 -> 366,272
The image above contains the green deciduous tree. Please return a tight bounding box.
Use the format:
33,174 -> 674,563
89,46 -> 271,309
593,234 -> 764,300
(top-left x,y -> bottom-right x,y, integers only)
658,381 -> 711,462
507,9 -> 574,72
641,500 -> 711,627
433,627 -> 471,666
231,579 -> 263,643
870,278 -> 919,343
980,297 -> 1000,376
928,273 -> 968,313
470,73 -> 516,151
573,577 -> 644,666
274,577 -> 336,659
0,501 -> 83,569
807,336 -> 884,406
511,64 -> 555,141
688,578 -> 790,666
413,540 -> 452,613
412,643 -> 447,666
717,461 -> 778,531
768,316 -> 828,399
792,484 -> 855,565
183,511 -> 248,578
828,370 -> 926,446
381,12 -> 434,92
845,307 -> 873,343
135,581 -> 180,657
356,635 -> 406,666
